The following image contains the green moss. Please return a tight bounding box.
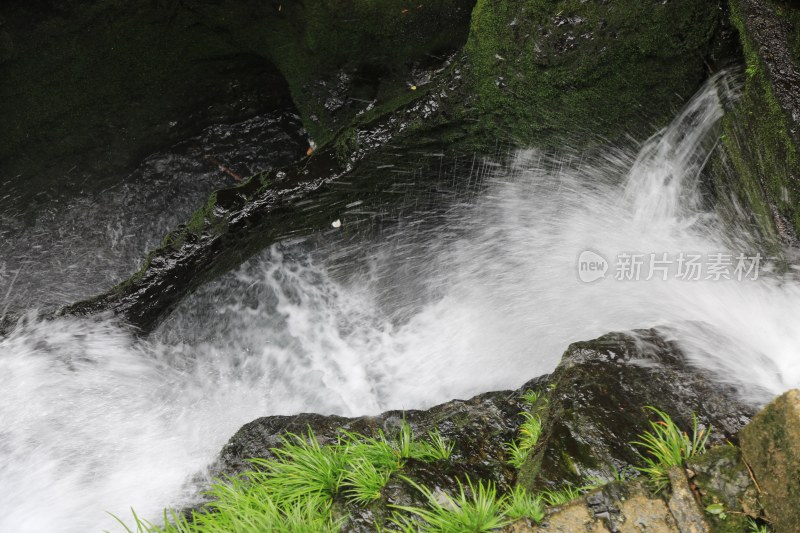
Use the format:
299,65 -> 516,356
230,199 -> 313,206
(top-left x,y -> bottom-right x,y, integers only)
464,0 -> 719,146
769,0 -> 800,64
333,128 -> 359,164
715,1 -> 800,240
256,0 -> 475,147
689,445 -> 760,533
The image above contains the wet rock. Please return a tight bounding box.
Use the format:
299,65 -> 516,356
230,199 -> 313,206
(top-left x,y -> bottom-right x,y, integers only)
58,75 -> 471,332
465,0 -> 723,145
212,329 -> 757,531
506,480 -> 695,532
0,1 -> 296,208
667,468 -> 711,533
0,16 -> 12,64
712,0 -> 800,245
215,386 -> 533,531
740,389 -> 800,532
519,329 -> 755,491
687,445 -> 759,532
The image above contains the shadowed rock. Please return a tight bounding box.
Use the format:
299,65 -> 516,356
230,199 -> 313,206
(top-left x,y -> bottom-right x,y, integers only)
212,328 -> 756,531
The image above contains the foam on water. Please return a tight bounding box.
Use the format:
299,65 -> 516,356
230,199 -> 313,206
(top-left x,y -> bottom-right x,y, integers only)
1,74 -> 799,531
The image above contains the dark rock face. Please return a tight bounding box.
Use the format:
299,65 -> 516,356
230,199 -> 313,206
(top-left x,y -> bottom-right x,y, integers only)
465,0 -> 723,145
713,0 -> 800,246
20,0 -> 737,329
0,1 -> 295,207
0,16 -> 12,64
58,73 -> 471,332
195,0 -> 478,148
216,386 -> 536,531
516,329 -> 756,491
213,329 -> 755,531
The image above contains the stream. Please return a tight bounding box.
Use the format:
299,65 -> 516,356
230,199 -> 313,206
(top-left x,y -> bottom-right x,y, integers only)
1,75 -> 798,532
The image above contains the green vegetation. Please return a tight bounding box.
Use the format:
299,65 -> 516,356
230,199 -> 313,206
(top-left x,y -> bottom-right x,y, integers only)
539,484 -> 586,507
505,390 -> 546,469
705,502 -> 729,520
520,389 -> 546,406
465,0 -> 719,146
747,517 -> 771,533
392,478 -> 508,532
504,440 -> 531,470
503,485 -> 545,522
116,405 -> 738,531
114,423 -> 452,532
632,407 -> 709,493
341,458 -> 392,505
713,0 -> 800,243
393,478 -> 546,531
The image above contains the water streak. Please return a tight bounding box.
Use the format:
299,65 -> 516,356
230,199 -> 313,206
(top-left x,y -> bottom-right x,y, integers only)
1,74 -> 799,531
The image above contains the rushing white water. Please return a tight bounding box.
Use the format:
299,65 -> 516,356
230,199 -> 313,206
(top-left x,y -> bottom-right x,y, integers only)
2,74 -> 799,531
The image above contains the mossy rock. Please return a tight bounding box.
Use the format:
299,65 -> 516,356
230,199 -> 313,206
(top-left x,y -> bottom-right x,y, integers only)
214,386 -> 534,532
464,0 -> 722,146
687,445 -> 761,532
740,389 -> 800,533
712,0 -> 800,245
188,0 -> 477,149
518,329 -> 755,492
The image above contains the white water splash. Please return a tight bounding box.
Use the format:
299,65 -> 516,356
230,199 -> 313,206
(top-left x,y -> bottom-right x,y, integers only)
1,74 -> 799,531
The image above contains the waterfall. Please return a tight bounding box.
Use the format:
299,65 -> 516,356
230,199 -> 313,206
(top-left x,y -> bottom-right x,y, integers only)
1,74 -> 798,531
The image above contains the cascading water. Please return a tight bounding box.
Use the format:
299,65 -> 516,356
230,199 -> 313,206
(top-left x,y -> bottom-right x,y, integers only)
1,74 -> 799,532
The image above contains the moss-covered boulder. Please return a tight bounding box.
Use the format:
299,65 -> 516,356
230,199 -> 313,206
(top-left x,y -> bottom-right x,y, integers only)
687,446 -> 761,532
215,385 -> 534,532
518,330 -> 754,492
464,0 -> 723,145
209,328 -> 759,532
740,389 -> 800,532
713,0 -> 800,245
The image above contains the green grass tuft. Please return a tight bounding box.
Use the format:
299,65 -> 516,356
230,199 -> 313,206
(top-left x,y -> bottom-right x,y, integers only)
504,411 -> 544,469
340,429 -> 401,472
392,477 -> 509,532
518,412 -> 543,445
520,389 -> 546,406
503,485 -> 545,522
395,420 -> 453,462
252,430 -> 349,503
341,457 -> 392,505
540,484 -> 586,507
632,407 -> 710,493
503,440 -> 530,470
115,422 -> 458,531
